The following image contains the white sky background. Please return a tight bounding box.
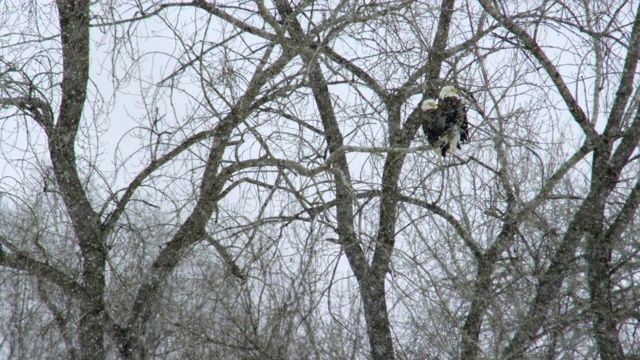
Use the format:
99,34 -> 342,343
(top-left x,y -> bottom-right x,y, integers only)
1,0 -> 639,356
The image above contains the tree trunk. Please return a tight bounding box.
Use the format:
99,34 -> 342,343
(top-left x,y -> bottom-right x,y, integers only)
360,276 -> 394,360
55,1 -> 106,359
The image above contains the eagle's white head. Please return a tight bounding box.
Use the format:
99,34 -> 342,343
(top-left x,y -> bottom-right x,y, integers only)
439,86 -> 459,99
421,99 -> 438,111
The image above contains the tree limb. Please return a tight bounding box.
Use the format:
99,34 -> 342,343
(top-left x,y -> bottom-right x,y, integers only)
477,0 -> 598,141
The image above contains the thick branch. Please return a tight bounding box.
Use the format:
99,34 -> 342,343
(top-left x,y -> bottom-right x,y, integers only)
605,177 -> 640,245
102,129 -> 216,230
0,242 -> 133,357
518,141 -> 594,220
0,96 -> 54,134
124,46 -> 295,359
322,46 -> 388,98
610,104 -> 640,171
0,250 -> 87,303
399,195 -> 481,258
273,0 -> 366,282
193,0 -> 277,41
504,204 -> 589,358
400,0 -> 456,142
274,1 -> 396,358
602,1 -> 640,139
478,0 -> 597,140
374,0 -> 457,281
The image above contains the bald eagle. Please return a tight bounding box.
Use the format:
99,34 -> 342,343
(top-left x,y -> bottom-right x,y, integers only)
420,98 -> 444,153
420,86 -> 469,157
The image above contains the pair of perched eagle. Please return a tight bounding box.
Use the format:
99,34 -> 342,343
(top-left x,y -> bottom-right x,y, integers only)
420,86 -> 469,157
